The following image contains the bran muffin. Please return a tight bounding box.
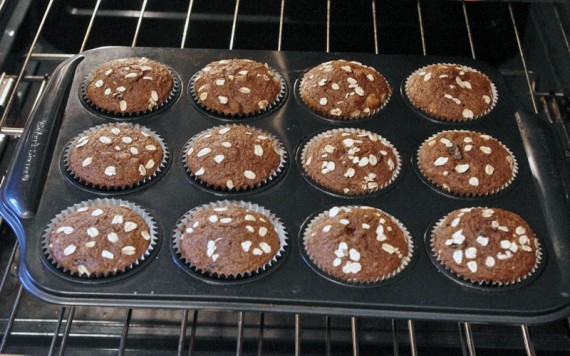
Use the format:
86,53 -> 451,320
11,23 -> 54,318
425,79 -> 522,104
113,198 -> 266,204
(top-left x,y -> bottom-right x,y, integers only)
192,59 -> 283,116
405,64 -> 496,121
417,130 -> 516,196
185,125 -> 285,191
299,60 -> 392,120
47,201 -> 155,277
176,202 -> 287,277
84,57 -> 175,115
304,206 -> 412,283
431,207 -> 541,285
301,128 -> 400,195
67,123 -> 166,189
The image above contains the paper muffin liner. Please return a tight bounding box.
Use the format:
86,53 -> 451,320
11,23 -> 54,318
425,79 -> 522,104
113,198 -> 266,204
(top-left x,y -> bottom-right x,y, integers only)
404,63 -> 498,122
172,200 -> 289,280
302,206 -> 414,285
80,63 -> 180,118
182,124 -> 287,192
429,207 -> 542,287
189,64 -> 286,119
300,128 -> 401,196
42,198 -> 158,279
416,130 -> 518,197
64,122 -> 169,191
297,66 -> 392,121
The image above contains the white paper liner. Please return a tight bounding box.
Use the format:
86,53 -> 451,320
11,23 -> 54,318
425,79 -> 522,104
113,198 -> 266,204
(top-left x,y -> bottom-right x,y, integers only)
172,200 -> 289,279
429,207 -> 542,286
300,128 -> 401,196
190,63 -> 286,118
81,61 -> 180,118
64,122 -> 169,190
404,63 -> 498,122
416,130 -> 518,197
183,124 -> 287,192
303,205 -> 414,284
42,198 -> 158,279
298,61 -> 392,120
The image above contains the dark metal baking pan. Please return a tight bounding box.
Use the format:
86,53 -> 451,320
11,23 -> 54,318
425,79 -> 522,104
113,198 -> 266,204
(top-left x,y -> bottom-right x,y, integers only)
2,47 -> 569,324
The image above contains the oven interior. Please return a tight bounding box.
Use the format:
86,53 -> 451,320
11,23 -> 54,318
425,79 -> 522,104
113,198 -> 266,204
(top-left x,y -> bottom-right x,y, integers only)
0,0 -> 569,354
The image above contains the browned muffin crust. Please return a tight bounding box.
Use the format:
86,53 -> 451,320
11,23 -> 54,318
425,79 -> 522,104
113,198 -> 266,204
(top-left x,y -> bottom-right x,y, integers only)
186,125 -> 283,190
69,124 -> 164,188
417,131 -> 516,196
406,64 -> 495,121
85,57 -> 174,114
49,204 -> 152,277
299,60 -> 392,119
304,206 -> 410,283
302,129 -> 399,195
194,59 -> 282,116
432,207 -> 539,284
179,206 -> 281,276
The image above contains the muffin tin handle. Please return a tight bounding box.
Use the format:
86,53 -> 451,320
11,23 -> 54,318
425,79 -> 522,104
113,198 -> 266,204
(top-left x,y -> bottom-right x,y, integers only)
2,55 -> 84,219
516,109 -> 570,288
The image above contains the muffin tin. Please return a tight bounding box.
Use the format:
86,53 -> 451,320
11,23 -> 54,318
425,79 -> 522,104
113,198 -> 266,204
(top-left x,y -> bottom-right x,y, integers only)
2,47 -> 570,324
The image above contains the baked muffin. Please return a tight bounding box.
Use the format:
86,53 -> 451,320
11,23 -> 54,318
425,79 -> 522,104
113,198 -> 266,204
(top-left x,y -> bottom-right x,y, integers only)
192,59 -> 283,116
299,60 -> 392,119
301,128 -> 400,195
417,130 -> 516,196
431,207 -> 541,285
185,125 -> 285,191
304,206 -> 412,283
405,64 -> 496,121
176,202 -> 287,277
84,57 -> 175,115
67,123 -> 166,189
46,201 -> 155,277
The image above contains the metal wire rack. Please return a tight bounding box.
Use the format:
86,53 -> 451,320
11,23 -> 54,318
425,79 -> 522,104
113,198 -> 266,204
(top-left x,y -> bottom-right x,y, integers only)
0,0 -> 569,354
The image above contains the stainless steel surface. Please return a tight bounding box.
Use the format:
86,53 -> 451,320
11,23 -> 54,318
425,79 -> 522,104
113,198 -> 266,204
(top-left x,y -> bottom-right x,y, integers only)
522,324 -> 537,356
0,0 -> 54,131
508,0 -> 539,113
0,0 -> 568,354
350,317 -> 358,356
408,320 -> 417,356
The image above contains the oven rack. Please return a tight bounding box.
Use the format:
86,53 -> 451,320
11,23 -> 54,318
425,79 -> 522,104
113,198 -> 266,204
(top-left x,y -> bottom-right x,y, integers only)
0,0 -> 568,354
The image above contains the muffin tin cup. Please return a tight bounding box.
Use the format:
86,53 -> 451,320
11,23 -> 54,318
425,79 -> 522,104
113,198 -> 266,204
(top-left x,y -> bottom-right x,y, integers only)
428,208 -> 543,287
63,123 -> 170,192
80,64 -> 181,119
299,127 -> 401,196
189,65 -> 287,120
172,200 -> 289,281
301,205 -> 414,285
182,124 -> 287,192
42,198 -> 159,279
297,71 -> 392,121
404,63 -> 498,122
416,130 -> 518,197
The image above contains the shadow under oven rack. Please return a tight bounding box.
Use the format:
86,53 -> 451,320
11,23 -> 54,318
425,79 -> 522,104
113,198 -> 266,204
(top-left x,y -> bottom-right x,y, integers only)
0,0 -> 569,354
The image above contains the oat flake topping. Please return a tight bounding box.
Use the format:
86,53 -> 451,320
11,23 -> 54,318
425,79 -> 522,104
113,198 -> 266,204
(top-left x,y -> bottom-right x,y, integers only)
432,207 -> 539,285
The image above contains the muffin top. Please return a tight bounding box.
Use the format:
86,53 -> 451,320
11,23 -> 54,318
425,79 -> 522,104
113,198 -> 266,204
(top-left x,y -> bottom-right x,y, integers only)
85,57 -> 174,114
185,125 -> 284,190
68,124 -> 164,188
432,207 -> 540,285
299,60 -> 392,119
304,206 -> 411,283
417,130 -> 516,196
302,129 -> 400,195
193,59 -> 282,116
406,64 -> 495,121
48,204 -> 152,277
178,205 -> 282,276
